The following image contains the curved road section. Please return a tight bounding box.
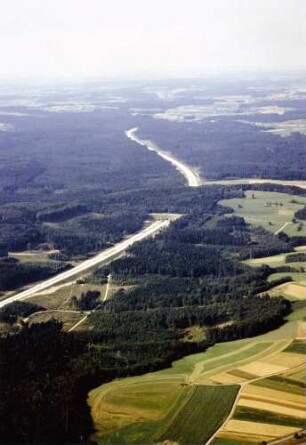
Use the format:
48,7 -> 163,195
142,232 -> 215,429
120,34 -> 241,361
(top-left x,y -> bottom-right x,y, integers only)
0,220 -> 169,309
127,128 -> 306,191
126,127 -> 200,187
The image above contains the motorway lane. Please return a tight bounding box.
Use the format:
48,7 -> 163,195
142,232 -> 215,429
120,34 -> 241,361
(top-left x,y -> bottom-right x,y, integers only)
0,219 -> 169,309
126,127 -> 200,187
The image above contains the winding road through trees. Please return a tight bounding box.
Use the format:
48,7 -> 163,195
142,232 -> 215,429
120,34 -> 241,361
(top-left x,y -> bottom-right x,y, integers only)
126,127 -> 201,187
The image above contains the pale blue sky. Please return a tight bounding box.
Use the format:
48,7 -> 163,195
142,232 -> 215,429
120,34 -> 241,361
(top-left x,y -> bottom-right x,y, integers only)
0,0 -> 305,79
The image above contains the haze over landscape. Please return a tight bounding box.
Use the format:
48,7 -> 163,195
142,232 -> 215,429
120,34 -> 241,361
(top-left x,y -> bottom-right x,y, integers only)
0,0 -> 306,80
0,1 -> 305,445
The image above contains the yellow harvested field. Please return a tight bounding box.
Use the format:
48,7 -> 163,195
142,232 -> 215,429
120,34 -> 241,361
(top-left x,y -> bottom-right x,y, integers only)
294,245 -> 306,252
283,283 -> 305,300
247,254 -> 286,265
284,364 -> 306,382
268,282 -> 306,300
237,397 -> 305,419
209,372 -> 246,385
217,431 -> 268,443
238,361 -> 287,377
265,352 -> 305,367
297,321 -> 306,339
243,385 -> 305,408
223,419 -> 299,439
279,208 -> 292,216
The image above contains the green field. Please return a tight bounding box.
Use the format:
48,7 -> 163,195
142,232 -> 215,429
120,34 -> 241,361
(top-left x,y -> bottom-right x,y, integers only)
267,272 -> 305,283
220,190 -> 306,236
251,375 -> 305,396
284,340 -> 306,354
158,385 -> 239,445
245,253 -> 305,272
90,385 -> 238,445
233,406 -> 305,428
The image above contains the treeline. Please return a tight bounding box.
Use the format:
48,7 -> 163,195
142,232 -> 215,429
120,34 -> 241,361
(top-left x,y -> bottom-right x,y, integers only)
285,252 -> 306,263
37,204 -> 89,222
295,205 -> 306,220
0,301 -> 44,324
0,257 -> 70,292
207,296 -> 290,342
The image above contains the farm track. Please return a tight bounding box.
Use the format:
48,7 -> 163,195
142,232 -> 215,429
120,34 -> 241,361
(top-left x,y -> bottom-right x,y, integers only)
68,274 -> 112,332
274,221 -> 291,235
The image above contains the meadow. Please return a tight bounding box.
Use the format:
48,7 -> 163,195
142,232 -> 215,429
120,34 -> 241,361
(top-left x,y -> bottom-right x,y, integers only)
220,190 -> 306,236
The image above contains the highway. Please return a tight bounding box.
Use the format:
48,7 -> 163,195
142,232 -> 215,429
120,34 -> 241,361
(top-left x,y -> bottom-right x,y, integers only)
126,128 -> 306,191
0,219 -> 169,309
126,127 -> 201,187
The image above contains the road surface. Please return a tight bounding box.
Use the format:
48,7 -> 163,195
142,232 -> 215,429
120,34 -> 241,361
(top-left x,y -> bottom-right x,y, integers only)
275,221 -> 291,235
126,127 -> 201,187
0,220 -> 169,309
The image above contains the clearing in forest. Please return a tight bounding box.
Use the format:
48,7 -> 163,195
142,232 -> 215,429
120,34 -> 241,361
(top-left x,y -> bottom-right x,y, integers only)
220,190 -> 306,236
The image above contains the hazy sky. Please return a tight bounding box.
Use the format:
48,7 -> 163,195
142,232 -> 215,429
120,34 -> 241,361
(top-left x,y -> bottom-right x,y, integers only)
0,0 -> 305,80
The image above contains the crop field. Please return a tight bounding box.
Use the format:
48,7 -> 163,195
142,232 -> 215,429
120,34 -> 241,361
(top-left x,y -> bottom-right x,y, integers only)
265,282 -> 305,301
90,383 -> 238,445
158,385 -> 239,445
220,419 -> 299,443
220,190 -> 306,236
284,339 -> 306,354
246,252 -> 305,271
213,333 -> 306,444
233,405 -> 304,427
88,305 -> 304,445
211,437 -> 254,445
268,272 -> 306,284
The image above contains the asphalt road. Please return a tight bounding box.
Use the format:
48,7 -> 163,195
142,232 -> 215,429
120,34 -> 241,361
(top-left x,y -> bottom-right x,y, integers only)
126,127 -> 201,187
0,219 -> 169,309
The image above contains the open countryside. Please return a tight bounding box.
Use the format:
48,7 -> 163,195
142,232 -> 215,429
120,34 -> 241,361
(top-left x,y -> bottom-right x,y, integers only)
0,73 -> 305,445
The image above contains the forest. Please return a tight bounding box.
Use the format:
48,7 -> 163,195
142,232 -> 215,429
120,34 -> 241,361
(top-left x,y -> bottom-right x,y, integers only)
137,118 -> 306,180
0,183 -> 299,443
